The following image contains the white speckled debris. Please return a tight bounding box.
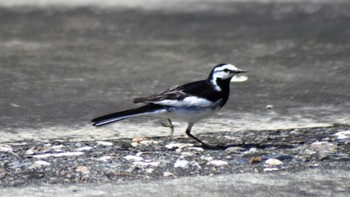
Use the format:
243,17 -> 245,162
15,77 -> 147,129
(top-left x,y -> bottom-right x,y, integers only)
29,160 -> 51,169
32,152 -> 84,159
334,130 -> 350,140
208,160 -> 229,166
163,172 -> 176,177
96,141 -> 113,146
124,155 -> 143,161
263,167 -> 279,172
140,140 -> 159,146
264,158 -> 283,166
96,156 -> 113,162
76,146 -> 93,151
133,161 -> 160,167
310,141 -> 337,153
165,143 -> 194,150
200,155 -> 214,162
0,145 -> 13,152
174,159 -> 190,168
75,166 -> 90,174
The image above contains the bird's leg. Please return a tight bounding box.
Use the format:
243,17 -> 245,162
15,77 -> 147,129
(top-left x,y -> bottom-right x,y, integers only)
161,119 -> 175,139
185,123 -> 212,148
167,119 -> 175,139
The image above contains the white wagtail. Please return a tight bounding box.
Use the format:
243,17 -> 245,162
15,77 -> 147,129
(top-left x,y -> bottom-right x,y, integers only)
92,63 -> 247,147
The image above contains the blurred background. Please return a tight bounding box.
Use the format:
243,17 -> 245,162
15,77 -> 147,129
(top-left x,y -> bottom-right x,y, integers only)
0,0 -> 349,142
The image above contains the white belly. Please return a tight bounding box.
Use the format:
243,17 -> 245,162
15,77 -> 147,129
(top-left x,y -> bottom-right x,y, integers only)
161,106 -> 219,123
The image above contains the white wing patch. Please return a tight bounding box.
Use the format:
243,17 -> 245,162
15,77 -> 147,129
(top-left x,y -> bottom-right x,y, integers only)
155,96 -> 213,107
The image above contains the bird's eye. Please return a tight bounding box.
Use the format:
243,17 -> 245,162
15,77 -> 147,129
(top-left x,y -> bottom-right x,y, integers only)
223,69 -> 229,72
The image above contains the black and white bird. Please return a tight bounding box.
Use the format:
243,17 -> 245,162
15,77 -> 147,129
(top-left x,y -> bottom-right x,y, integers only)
91,63 -> 247,147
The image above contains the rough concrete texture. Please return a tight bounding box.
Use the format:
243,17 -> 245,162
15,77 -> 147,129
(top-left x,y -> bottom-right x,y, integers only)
0,0 -> 349,143
0,0 -> 349,196
1,169 -> 350,197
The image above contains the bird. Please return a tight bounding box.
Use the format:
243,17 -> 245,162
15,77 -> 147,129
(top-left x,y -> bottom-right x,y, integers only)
91,63 -> 247,147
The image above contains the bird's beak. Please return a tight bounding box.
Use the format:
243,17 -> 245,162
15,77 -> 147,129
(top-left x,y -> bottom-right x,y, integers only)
235,69 -> 247,74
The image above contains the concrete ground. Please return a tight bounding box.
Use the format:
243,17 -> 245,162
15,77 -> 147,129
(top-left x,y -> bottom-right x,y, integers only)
1,169 -> 350,197
0,0 -> 349,196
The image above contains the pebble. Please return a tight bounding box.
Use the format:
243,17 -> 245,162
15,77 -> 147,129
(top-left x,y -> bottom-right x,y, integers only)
264,158 -> 283,166
133,161 -> 160,167
200,155 -> 214,162
249,156 -> 263,164
225,147 -> 245,154
266,105 -> 274,109
96,141 -> 113,146
29,160 -> 51,169
187,147 -> 204,152
263,168 -> 279,172
174,159 -> 190,168
165,143 -> 193,150
180,152 -> 195,158
97,156 -> 113,162
310,141 -> 337,153
145,168 -> 155,173
76,146 -> 93,151
124,155 -> 143,161
75,166 -> 90,174
140,140 -> 159,146
207,160 -> 228,166
32,152 -> 84,159
0,145 -> 13,152
334,130 -> 350,140
163,172 -> 176,177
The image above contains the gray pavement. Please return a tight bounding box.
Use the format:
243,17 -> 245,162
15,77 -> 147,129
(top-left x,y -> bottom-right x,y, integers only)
1,169 -> 350,197
0,0 -> 349,143
0,0 -> 350,196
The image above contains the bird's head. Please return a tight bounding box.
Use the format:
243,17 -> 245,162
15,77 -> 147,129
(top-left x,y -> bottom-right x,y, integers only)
209,63 -> 247,80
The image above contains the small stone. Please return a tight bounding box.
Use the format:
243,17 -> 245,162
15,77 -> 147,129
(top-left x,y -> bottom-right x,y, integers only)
145,168 -> 155,173
51,145 -> 64,152
200,155 -> 213,162
310,141 -> 337,153
76,146 -> 93,151
264,158 -> 283,166
165,143 -> 193,150
174,159 -> 189,168
96,141 -> 113,146
225,146 -> 245,154
263,167 -> 279,172
0,145 -> 13,152
249,156 -> 263,164
75,166 -> 90,174
32,152 -> 84,159
140,140 -> 159,146
207,160 -> 228,166
180,152 -> 195,158
266,105 -> 274,109
97,156 -> 112,162
124,155 -> 143,161
29,160 -> 51,169
247,147 -> 258,153
334,130 -> 350,140
163,172 -> 176,177
132,137 -> 146,144
133,161 -> 160,167
187,147 -> 204,152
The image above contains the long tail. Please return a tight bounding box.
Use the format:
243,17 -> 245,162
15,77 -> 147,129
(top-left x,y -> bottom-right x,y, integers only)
91,104 -> 165,127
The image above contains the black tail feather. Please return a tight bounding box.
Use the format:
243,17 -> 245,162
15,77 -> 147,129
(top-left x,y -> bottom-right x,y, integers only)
91,104 -> 164,127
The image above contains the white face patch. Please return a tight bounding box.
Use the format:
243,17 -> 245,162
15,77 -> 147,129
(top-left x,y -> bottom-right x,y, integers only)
155,96 -> 214,107
212,64 -> 239,79
210,64 -> 239,91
